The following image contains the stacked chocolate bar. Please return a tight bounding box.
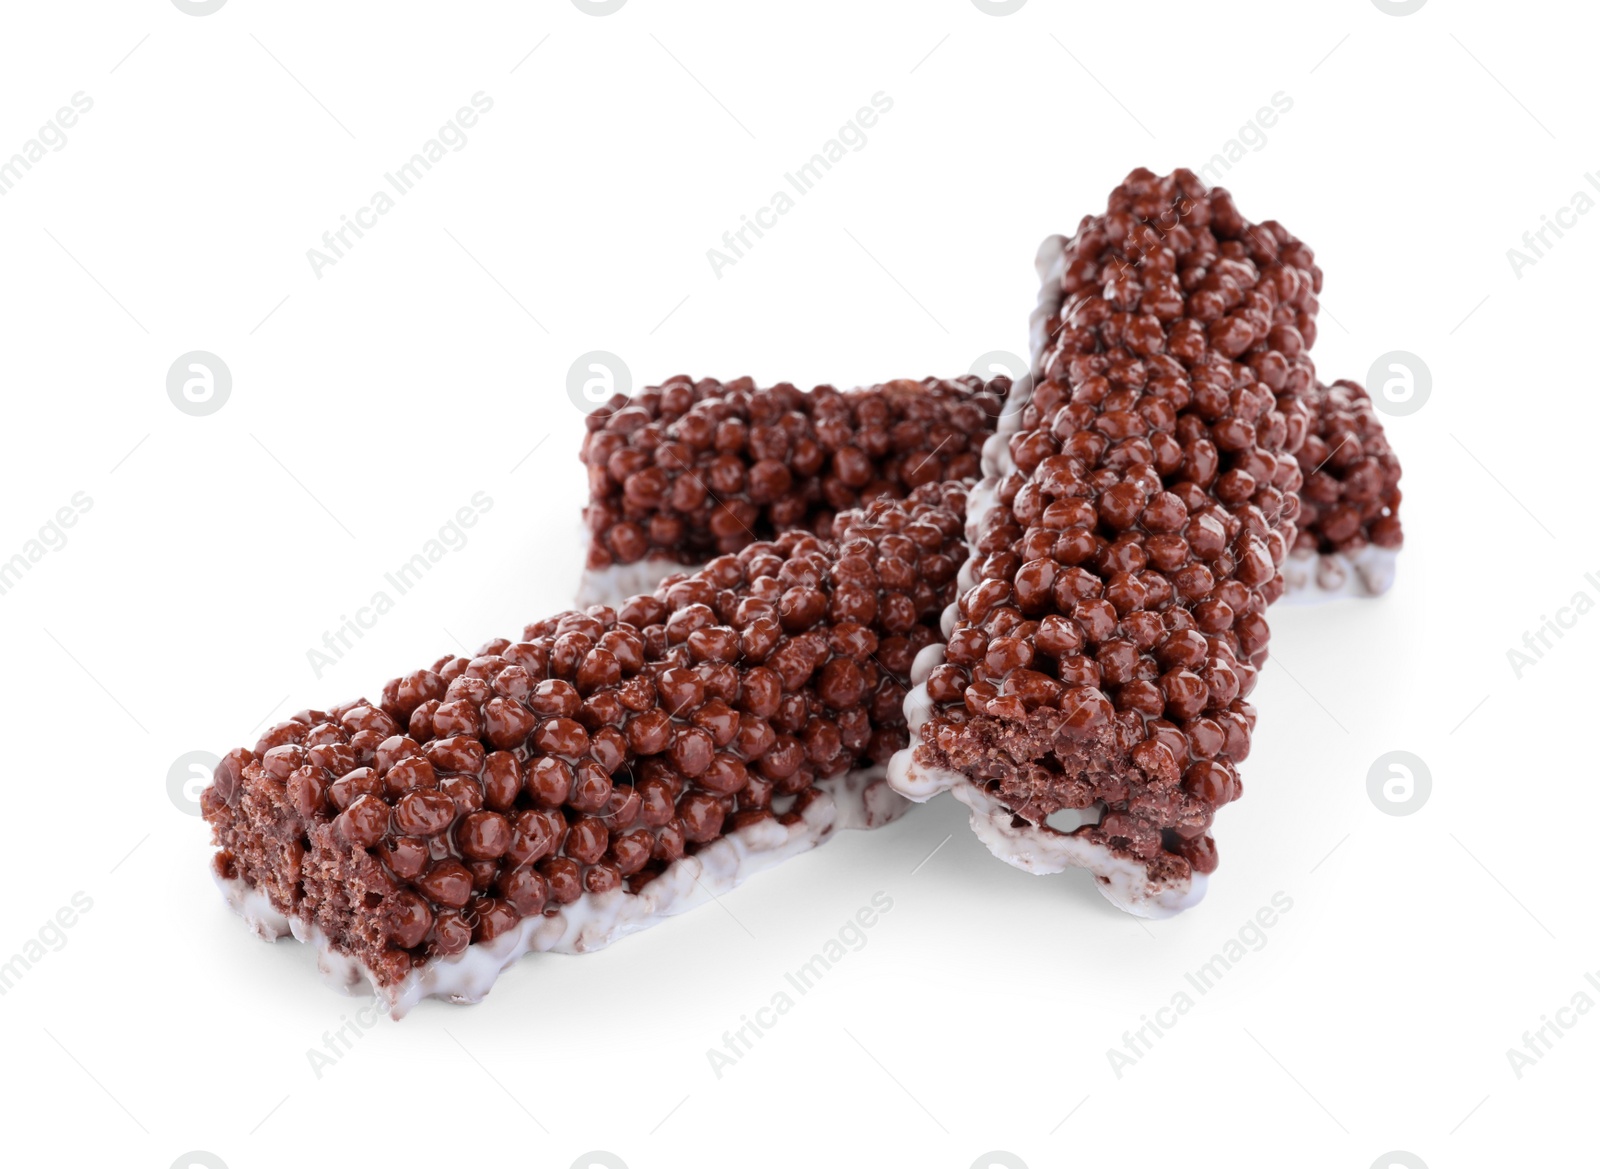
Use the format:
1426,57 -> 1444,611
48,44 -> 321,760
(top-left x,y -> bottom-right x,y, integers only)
893,169 -> 1318,913
576,375 -> 1007,605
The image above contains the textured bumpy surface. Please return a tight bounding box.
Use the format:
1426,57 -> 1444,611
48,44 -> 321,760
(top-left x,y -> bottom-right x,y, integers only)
204,484 -> 969,1012
580,375 -> 1006,582
1282,378 -> 1404,600
892,168 -> 1323,914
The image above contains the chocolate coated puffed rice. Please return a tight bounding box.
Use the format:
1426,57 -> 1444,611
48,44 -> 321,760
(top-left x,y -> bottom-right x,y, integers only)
581,375 -> 1006,571
1294,378 -> 1403,556
205,483 -> 970,997
894,168 -> 1335,910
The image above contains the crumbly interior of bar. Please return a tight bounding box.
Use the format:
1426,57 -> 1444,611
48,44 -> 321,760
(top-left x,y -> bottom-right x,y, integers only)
915,707 -> 1205,888
211,784 -> 408,983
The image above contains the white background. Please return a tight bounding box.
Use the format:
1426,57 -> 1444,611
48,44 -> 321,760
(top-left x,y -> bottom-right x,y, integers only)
1,2 -> 1593,1167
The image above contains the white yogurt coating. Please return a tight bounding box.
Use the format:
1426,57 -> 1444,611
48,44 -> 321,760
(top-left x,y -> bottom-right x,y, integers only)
1280,544 -> 1398,603
1030,233 -> 1070,375
886,693 -> 1204,918
575,552 -> 693,609
887,253 -> 1209,917
217,766 -> 908,1018
950,780 -> 1207,916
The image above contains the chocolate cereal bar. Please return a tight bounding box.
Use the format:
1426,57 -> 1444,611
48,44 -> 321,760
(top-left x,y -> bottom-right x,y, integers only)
890,169 -> 1319,916
577,375 -> 1006,605
1281,378 -> 1404,600
1033,175 -> 1404,605
204,483 -> 969,1015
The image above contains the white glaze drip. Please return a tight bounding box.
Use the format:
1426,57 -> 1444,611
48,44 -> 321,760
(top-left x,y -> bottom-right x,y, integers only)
1280,544 -> 1398,603
575,553 -> 693,609
888,237 -> 1208,915
218,766 -> 907,1018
